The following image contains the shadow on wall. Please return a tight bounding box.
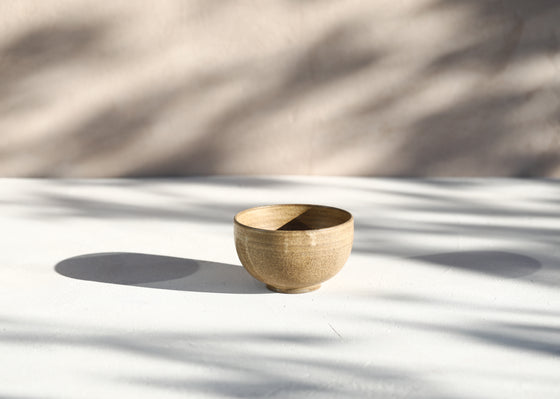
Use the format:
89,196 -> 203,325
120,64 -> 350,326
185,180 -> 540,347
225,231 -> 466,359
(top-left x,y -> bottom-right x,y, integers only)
350,0 -> 560,177
0,20 -> 112,112
55,252 -> 269,294
0,0 -> 559,177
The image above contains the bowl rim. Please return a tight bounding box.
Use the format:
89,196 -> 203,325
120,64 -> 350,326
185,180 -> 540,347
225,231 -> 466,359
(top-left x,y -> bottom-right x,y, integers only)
234,204 -> 353,234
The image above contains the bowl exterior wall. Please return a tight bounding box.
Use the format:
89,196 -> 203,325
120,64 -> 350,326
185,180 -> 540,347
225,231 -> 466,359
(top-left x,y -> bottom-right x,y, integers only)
234,221 -> 353,290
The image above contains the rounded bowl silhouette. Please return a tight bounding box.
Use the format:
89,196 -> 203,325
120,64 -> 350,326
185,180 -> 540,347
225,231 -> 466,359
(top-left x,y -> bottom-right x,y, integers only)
234,204 -> 353,293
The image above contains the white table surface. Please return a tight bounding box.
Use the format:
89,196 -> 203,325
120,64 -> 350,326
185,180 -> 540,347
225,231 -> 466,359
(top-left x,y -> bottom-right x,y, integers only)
1,176 -> 559,399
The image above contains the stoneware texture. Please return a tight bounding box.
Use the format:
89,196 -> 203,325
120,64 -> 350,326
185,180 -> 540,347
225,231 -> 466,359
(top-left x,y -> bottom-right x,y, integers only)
234,204 -> 354,293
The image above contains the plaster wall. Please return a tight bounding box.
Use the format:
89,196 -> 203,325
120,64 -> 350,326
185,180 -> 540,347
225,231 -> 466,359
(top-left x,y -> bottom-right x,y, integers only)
1,0 -> 559,177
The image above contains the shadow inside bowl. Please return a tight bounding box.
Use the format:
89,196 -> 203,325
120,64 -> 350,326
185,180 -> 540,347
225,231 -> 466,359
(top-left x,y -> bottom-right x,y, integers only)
277,209 -> 315,230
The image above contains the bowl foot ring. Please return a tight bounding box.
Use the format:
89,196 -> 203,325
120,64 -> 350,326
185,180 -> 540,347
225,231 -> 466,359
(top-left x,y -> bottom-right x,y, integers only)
266,284 -> 321,294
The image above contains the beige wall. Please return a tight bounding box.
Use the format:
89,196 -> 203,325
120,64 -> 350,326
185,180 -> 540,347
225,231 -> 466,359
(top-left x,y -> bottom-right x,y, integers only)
1,0 -> 559,177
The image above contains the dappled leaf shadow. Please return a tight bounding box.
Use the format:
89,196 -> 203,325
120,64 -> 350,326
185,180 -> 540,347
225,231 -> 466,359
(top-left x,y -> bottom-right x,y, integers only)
0,19 -> 115,115
0,316 -> 446,398
366,312 -> 560,357
9,0 -> 558,176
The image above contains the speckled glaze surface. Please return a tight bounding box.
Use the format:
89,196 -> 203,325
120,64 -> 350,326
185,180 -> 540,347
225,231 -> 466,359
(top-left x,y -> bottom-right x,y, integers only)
234,204 -> 354,293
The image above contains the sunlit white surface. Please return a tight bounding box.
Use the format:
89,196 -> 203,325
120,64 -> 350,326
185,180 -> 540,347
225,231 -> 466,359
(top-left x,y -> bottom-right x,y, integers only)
1,177 -> 559,398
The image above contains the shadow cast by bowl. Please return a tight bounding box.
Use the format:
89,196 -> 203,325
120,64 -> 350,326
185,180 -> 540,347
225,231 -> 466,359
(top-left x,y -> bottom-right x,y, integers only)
55,252 -> 269,294
412,250 -> 541,279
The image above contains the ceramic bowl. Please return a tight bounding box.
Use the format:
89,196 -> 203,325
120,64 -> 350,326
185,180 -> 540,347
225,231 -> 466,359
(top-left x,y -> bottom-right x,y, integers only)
234,204 -> 353,293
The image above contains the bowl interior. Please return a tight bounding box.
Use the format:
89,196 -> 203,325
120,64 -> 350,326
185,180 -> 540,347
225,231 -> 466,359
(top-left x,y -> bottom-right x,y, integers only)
235,204 -> 352,231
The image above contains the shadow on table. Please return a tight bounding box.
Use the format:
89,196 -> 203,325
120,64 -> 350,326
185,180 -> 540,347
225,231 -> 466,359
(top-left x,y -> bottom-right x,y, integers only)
411,250 -> 541,278
55,252 -> 269,294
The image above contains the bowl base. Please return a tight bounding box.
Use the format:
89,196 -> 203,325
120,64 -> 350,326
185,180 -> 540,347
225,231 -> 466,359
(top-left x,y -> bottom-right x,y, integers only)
266,284 -> 321,294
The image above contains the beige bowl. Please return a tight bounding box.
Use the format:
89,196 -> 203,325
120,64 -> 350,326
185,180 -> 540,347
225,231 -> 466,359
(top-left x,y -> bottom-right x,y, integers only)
234,204 -> 353,293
